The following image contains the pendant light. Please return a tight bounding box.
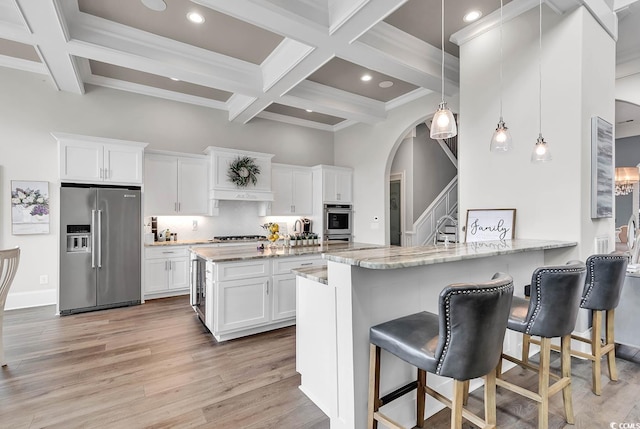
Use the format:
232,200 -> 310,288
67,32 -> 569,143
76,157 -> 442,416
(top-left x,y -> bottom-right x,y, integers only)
531,0 -> 551,162
490,0 -> 513,152
430,0 -> 457,140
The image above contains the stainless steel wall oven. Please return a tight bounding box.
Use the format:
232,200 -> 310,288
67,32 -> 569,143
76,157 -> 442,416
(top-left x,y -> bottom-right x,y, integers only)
324,204 -> 352,237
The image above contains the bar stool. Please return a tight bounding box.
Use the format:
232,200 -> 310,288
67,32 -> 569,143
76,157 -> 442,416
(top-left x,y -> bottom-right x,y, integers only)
0,247 -> 20,367
524,254 -> 627,395
368,272 -> 514,429
497,261 -> 586,429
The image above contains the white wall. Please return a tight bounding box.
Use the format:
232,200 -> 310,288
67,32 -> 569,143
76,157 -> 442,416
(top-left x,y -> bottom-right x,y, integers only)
334,91 -> 450,244
391,134 -> 414,236
0,66 -> 333,309
458,5 -> 615,264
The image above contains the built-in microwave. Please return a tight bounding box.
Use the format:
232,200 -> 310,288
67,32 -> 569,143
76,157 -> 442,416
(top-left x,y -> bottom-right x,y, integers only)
324,204 -> 352,236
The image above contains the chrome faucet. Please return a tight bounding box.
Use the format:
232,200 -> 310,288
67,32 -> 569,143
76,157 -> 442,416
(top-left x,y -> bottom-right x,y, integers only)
294,219 -> 302,236
434,215 -> 458,245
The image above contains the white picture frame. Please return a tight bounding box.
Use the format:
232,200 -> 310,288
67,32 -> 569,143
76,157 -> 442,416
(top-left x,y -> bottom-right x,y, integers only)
465,209 -> 516,243
591,116 -> 614,219
11,180 -> 50,235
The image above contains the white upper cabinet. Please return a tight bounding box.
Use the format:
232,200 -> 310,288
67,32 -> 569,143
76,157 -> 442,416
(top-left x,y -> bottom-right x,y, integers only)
313,165 -> 353,203
271,163 -> 313,215
144,152 -> 209,216
54,133 -> 147,185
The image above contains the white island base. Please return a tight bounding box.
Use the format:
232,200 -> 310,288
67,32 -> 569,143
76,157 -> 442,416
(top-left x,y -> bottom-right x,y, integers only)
295,239 -> 576,429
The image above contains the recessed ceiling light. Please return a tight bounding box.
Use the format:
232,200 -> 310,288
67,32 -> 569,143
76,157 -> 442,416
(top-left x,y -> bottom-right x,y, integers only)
170,77 -> 180,81
305,109 -> 313,113
187,11 -> 205,24
378,81 -> 394,88
141,0 -> 166,12
463,10 -> 482,23
361,74 -> 372,82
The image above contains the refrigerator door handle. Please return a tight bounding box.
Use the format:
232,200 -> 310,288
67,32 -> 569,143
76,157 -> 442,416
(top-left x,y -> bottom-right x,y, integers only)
97,209 -> 103,268
91,209 -> 96,268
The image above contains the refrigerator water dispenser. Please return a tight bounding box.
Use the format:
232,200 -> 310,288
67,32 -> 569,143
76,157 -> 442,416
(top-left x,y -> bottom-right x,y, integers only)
66,225 -> 91,253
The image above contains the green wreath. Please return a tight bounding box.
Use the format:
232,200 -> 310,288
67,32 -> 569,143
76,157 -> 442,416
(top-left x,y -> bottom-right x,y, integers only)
227,156 -> 260,187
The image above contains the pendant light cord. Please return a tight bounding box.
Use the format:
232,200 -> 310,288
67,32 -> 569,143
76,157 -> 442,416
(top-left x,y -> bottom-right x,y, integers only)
539,0 -> 542,136
499,0 -> 504,119
441,0 -> 445,103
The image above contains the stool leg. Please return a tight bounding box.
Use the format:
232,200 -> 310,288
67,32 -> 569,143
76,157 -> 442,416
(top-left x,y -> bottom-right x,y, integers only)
417,369 -> 426,428
368,344 -> 381,429
606,309 -> 618,382
538,337 -> 550,429
496,346 -> 504,379
484,370 -> 497,427
451,380 -> 464,429
462,380 -> 470,405
522,333 -> 531,366
591,310 -> 603,395
561,335 -> 574,424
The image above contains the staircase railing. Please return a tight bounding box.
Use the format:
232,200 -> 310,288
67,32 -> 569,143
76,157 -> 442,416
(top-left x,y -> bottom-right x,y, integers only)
404,176 -> 458,247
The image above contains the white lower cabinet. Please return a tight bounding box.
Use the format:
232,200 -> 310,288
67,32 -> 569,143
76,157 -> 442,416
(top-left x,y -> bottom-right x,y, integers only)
215,276 -> 270,333
144,247 -> 190,298
208,255 -> 323,341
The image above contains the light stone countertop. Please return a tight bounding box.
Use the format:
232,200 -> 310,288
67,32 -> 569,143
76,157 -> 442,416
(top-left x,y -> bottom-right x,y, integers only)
190,242 -> 382,263
322,239 -> 577,270
291,265 -> 328,285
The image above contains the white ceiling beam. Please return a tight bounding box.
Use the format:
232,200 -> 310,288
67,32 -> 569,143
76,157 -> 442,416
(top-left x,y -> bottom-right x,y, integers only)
283,80 -> 386,124
256,111 -> 335,131
614,0 -> 640,10
0,53 -> 47,74
17,0 -> 84,93
352,22 -> 458,95
66,16 -> 261,97
193,0 -> 426,124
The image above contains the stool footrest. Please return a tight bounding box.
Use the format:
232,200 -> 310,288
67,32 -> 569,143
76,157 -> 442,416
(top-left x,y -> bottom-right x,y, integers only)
380,380 -> 418,406
501,353 -> 561,380
528,336 -> 615,362
424,385 -> 495,429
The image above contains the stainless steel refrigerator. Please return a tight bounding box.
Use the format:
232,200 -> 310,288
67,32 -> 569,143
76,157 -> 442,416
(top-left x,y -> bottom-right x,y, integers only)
59,184 -> 142,315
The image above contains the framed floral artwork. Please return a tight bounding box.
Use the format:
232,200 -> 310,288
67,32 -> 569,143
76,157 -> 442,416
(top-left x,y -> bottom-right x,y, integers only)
11,180 -> 50,235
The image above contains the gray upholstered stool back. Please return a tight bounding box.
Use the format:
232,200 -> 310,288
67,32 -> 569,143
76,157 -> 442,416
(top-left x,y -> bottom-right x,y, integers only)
436,273 -> 514,380
513,261 -> 586,338
581,254 -> 628,311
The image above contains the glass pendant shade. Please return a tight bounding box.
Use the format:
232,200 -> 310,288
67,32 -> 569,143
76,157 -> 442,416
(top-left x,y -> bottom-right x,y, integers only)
531,133 -> 551,162
430,101 -> 457,139
490,118 -> 513,152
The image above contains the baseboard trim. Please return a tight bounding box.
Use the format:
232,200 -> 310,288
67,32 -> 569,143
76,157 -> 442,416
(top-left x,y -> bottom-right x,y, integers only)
5,289 -> 56,310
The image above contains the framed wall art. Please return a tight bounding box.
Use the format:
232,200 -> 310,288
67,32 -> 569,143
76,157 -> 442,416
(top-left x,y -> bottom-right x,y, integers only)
465,208 -> 516,242
591,116 -> 614,219
11,180 -> 50,235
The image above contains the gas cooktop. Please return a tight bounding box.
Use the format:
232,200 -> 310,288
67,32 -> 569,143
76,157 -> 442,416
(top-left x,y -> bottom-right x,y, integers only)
212,235 -> 266,242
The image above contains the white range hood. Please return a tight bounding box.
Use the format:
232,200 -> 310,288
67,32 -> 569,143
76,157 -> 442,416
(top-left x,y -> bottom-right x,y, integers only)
205,146 -> 274,214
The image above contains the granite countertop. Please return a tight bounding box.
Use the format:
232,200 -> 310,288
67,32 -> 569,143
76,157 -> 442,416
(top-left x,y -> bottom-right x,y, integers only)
292,265 -> 328,285
323,239 -> 577,270
190,242 -> 382,263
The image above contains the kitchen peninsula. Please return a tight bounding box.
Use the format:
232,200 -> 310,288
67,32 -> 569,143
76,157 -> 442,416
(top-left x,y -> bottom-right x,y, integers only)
295,239 -> 576,429
189,242 -> 378,342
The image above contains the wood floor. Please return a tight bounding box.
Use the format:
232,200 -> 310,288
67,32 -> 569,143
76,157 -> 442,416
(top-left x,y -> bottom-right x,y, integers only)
1,296 -> 638,429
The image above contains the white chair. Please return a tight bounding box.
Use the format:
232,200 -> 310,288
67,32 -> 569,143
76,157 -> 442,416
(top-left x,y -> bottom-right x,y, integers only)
0,247 -> 20,366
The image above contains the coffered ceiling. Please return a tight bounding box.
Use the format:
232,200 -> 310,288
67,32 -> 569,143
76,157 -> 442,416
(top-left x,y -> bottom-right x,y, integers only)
0,0 -> 638,132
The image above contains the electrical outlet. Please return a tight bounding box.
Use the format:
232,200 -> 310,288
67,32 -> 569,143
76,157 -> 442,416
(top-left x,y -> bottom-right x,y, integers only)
192,220 -> 198,231
39,275 -> 48,285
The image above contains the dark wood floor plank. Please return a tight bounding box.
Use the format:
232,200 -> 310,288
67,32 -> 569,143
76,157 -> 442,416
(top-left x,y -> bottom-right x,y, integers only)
1,296 -> 639,429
